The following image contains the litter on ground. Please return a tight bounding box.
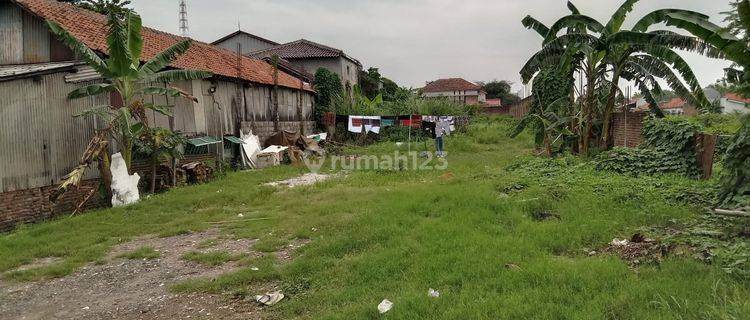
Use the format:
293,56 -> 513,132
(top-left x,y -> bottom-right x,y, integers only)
255,291 -> 285,306
428,288 -> 440,298
378,299 -> 393,314
265,173 -> 333,188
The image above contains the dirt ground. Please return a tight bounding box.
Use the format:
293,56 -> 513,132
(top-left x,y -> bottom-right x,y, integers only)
0,230 -> 297,320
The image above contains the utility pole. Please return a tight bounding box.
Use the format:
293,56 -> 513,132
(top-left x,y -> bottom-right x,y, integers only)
179,0 -> 189,37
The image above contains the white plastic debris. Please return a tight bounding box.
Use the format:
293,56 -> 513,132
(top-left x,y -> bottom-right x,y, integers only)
238,213 -> 244,218
428,288 -> 440,298
250,267 -> 259,271
378,299 -> 393,314
255,291 -> 284,306
611,238 -> 629,246
240,130 -> 262,168
110,152 -> 140,207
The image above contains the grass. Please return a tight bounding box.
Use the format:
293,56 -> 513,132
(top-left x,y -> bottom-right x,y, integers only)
1,115 -> 749,319
117,246 -> 161,260
181,251 -> 243,266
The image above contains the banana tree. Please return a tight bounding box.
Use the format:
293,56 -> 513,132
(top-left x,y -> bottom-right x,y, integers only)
521,0 -> 715,151
47,9 -> 211,200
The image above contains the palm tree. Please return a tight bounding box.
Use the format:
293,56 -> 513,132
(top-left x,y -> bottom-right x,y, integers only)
48,9 -> 211,201
521,0 -> 716,153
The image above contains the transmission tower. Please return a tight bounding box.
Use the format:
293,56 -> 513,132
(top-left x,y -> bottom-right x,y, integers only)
178,0 -> 189,37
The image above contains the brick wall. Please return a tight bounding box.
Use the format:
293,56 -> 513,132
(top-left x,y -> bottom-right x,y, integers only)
1,153 -> 221,232
612,112 -> 646,148
0,179 -> 104,232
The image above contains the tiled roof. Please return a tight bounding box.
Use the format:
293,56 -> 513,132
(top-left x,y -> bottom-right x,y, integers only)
724,93 -> 750,104
250,39 -> 361,66
659,98 -> 687,110
12,0 -> 311,91
422,78 -> 481,93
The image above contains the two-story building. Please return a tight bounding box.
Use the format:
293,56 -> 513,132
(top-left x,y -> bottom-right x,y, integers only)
421,78 -> 486,105
213,32 -> 362,96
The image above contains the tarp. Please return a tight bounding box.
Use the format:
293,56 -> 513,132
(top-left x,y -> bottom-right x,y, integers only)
240,131 -> 262,168
264,130 -> 324,156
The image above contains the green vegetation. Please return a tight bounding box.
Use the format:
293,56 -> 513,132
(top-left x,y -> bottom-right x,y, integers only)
46,7 -> 210,201
1,116 -> 748,318
117,246 -> 161,260
520,0 -> 716,154
181,251 -> 243,267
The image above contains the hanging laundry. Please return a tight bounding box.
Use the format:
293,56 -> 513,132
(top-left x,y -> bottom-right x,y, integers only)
348,116 -> 364,133
411,115 -> 422,128
381,117 -> 395,127
436,118 -> 452,136
397,114 -> 412,127
363,116 -> 382,134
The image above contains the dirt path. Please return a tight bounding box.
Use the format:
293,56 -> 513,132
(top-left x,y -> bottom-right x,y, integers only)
0,230 -> 269,320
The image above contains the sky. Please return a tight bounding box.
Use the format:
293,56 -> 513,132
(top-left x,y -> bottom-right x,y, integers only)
130,0 -> 735,94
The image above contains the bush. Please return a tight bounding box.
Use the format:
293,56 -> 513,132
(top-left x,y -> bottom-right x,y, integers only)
595,116 -> 702,177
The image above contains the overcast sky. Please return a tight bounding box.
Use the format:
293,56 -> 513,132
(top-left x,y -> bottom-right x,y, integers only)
130,0 -> 734,93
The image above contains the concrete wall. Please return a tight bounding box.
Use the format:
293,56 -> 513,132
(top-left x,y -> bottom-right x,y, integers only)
722,98 -> 750,114
213,33 -> 278,55
287,57 -> 360,95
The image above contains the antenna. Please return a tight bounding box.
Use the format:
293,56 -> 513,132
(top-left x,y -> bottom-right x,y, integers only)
179,0 -> 189,37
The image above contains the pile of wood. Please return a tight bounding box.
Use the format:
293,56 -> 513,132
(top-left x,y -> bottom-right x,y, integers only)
181,162 -> 214,184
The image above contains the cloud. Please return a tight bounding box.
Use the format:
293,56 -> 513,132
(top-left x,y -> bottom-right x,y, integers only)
132,0 -> 734,91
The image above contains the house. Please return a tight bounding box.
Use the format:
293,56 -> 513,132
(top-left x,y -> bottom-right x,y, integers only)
213,33 -> 362,95
634,97 -> 698,116
421,78 -> 486,105
721,93 -> 750,114
211,30 -> 279,54
0,0 -> 315,230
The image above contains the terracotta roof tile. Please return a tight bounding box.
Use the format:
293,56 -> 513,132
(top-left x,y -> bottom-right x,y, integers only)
422,78 -> 481,93
659,98 -> 687,110
12,0 -> 311,91
724,93 -> 750,104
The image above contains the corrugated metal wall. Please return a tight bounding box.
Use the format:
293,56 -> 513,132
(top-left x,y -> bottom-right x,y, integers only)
0,3 -> 51,64
21,8 -> 50,63
0,1 -> 24,64
0,72 -> 107,192
1,70 -> 314,192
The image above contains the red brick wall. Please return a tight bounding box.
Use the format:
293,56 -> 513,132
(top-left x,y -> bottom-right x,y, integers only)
612,112 -> 646,148
0,153 -> 218,232
0,179 -> 104,231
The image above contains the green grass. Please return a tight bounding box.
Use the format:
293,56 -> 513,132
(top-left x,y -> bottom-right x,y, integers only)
1,115 -> 749,319
181,251 -> 243,266
117,246 -> 161,260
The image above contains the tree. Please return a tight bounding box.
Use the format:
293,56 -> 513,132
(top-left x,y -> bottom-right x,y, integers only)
521,0 -> 714,153
312,68 -> 342,124
381,77 -> 411,102
480,80 -> 520,105
48,9 -> 211,200
135,128 -> 186,194
359,67 -> 382,100
59,0 -> 132,15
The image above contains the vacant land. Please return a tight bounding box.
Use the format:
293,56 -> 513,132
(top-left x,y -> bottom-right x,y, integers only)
1,116 -> 748,319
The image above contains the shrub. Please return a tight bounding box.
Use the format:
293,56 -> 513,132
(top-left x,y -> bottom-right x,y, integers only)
596,116 -> 702,177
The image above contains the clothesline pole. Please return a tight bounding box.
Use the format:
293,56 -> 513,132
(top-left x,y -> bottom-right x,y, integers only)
408,118 -> 412,154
